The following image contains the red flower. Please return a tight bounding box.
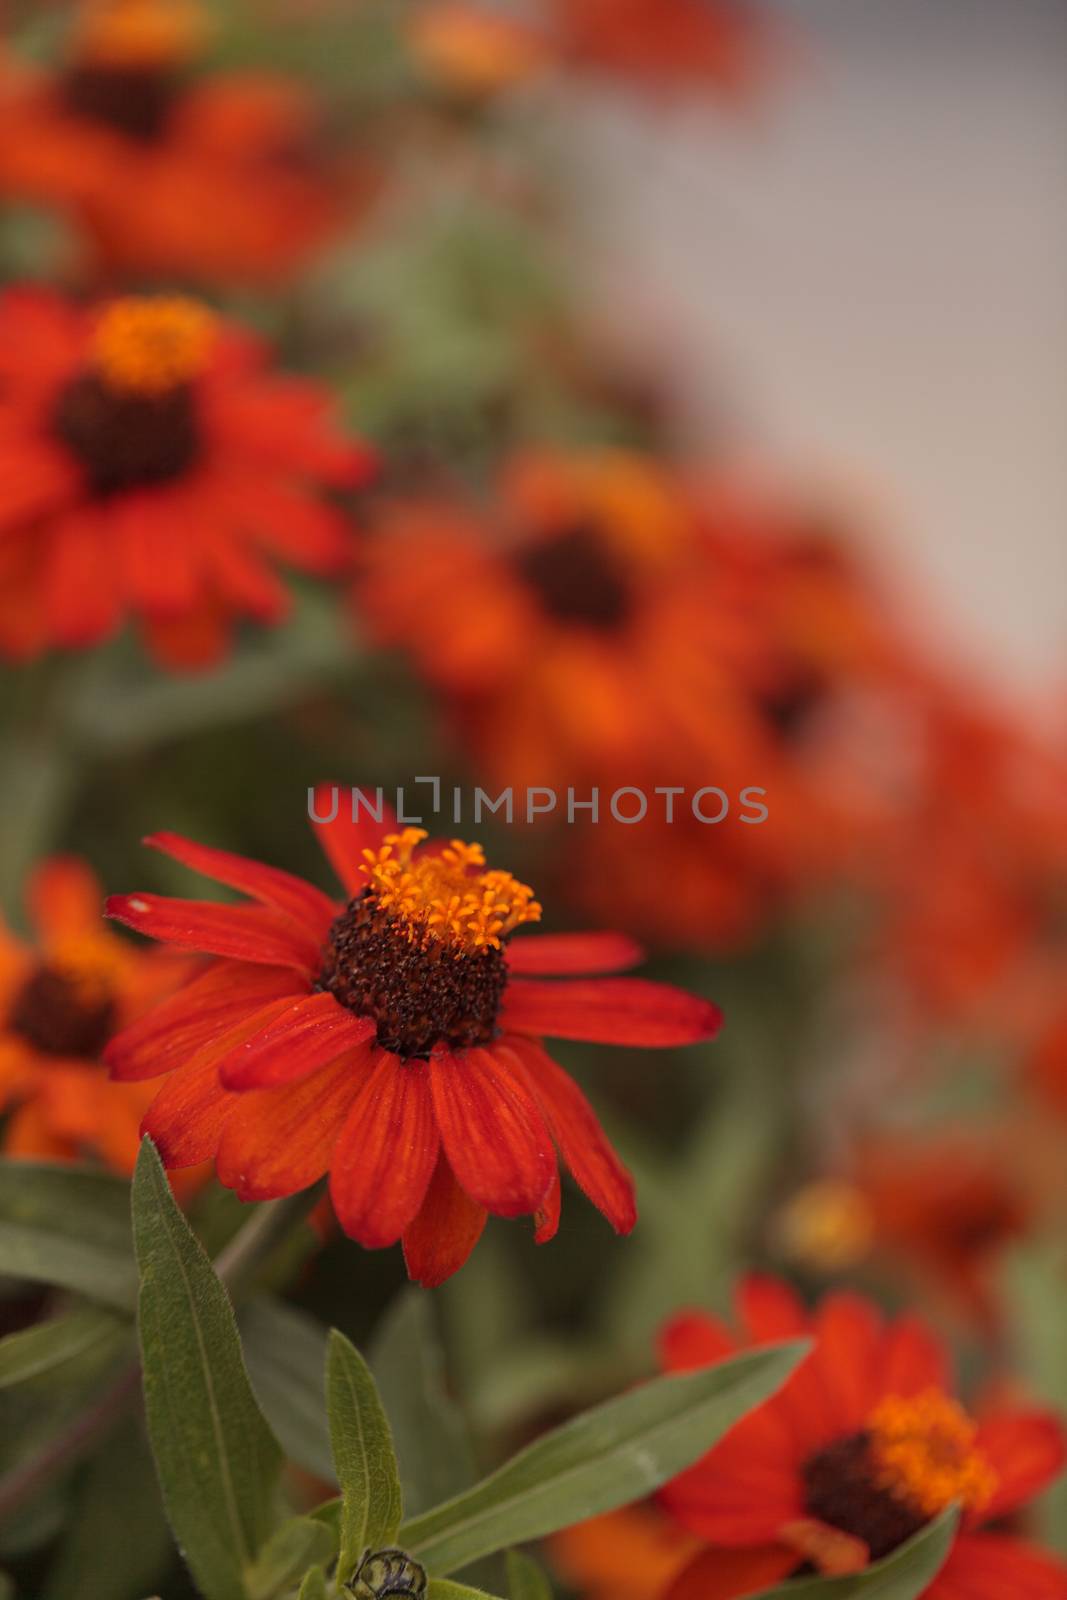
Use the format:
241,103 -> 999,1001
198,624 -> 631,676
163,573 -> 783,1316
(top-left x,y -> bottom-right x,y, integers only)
0,291 -> 372,669
0,856 -> 189,1171
0,0 -> 365,283
547,0 -> 775,98
652,1276 -> 1067,1596
104,794 -> 722,1285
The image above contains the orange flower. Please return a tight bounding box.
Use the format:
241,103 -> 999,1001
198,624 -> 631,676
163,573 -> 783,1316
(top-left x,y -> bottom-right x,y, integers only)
0,856 -> 189,1172
0,289 -> 373,669
650,1277 -> 1067,1596
546,0 -> 774,97
0,0 -> 367,283
552,1504 -> 702,1600
407,3 -> 549,102
103,794 -> 722,1285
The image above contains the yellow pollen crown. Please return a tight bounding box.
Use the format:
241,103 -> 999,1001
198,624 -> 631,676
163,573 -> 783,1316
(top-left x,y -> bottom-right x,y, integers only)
360,828 -> 541,953
91,297 -> 216,396
776,1180 -> 875,1273
867,1389 -> 997,1519
73,0 -> 211,68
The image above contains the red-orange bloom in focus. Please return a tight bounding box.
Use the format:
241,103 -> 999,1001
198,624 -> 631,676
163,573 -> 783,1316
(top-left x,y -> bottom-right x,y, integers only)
0,0 -> 361,283
104,796 -> 722,1285
0,290 -> 373,669
0,857 -> 188,1171
646,1276 -> 1067,1596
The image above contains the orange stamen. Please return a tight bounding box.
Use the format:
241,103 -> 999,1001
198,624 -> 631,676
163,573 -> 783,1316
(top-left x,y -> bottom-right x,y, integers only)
360,829 -> 542,952
91,297 -> 216,396
867,1390 -> 998,1519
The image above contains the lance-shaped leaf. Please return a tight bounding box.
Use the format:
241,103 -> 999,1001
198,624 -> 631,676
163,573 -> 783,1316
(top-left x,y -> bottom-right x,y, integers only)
402,1340 -> 808,1575
133,1139 -> 283,1600
0,1162 -> 135,1309
297,1569 -> 328,1600
327,1329 -> 404,1582
506,1551 -> 554,1600
0,1305 -> 129,1389
749,1507 -> 959,1598
245,1517 -> 336,1600
371,1289 -> 479,1518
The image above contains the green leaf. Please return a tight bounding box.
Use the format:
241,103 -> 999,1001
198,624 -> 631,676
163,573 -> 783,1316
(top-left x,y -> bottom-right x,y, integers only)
40,1416 -> 174,1600
242,1299 -> 334,1484
297,1569 -> 328,1600
0,1162 -> 136,1309
327,1329 -> 404,1582
244,1516 -> 336,1600
133,1139 -> 283,1600
506,1551 -> 553,1600
750,1507 -> 959,1598
427,1582 -> 504,1600
370,1289 -> 479,1518
403,1341 -> 808,1575
0,1305 -> 129,1389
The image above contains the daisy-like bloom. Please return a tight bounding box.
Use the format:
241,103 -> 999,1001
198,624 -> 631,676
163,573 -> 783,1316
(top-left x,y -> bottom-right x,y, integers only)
0,0 -> 365,284
103,797 -> 721,1286
546,0 -> 774,98
645,1276 -> 1067,1596
0,857 -> 189,1171
407,3 -> 549,103
0,290 -> 373,669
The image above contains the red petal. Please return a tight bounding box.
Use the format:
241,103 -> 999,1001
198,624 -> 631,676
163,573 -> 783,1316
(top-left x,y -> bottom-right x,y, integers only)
929,1534 -> 1067,1600
534,1166 -> 561,1243
402,1152 -> 487,1287
44,508 -> 122,648
142,1053 -> 238,1167
662,1545 -> 797,1600
309,783 -> 393,895
106,893 -> 319,972
811,1294 -> 884,1437
429,1045 -> 556,1218
145,831 -> 337,935
501,977 -> 723,1046
106,962 -> 302,1081
330,1054 -> 440,1247
506,932 -> 643,976
215,1051 -> 370,1202
27,856 -> 102,941
0,439 -> 79,531
977,1411 -> 1067,1522
504,1035 -> 636,1233
216,992 -> 375,1089
879,1313 -> 950,1396
113,492 -> 202,615
738,1275 -> 809,1342
659,1311 -> 737,1373
204,531 -> 290,622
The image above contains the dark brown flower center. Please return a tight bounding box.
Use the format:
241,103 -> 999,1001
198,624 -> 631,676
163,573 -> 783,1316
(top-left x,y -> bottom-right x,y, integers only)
514,523 -> 633,631
801,1433 -> 928,1560
52,370 -> 200,496
316,892 -> 507,1060
8,964 -> 117,1061
60,62 -> 180,141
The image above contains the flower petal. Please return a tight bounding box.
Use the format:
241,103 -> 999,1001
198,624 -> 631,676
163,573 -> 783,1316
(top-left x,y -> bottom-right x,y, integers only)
216,991 -> 376,1089
144,832 -> 337,934
330,1054 -> 440,1247
659,1310 -> 738,1373
929,1534 -> 1067,1600
977,1410 -> 1067,1523
106,893 -> 319,972
105,962 -> 302,1081
142,1054 -> 238,1168
535,1165 -> 561,1243
309,783 -> 393,894
429,1045 -> 556,1218
501,977 -> 722,1046
216,1050 -> 371,1202
662,1545 -> 797,1600
402,1152 -> 487,1288
27,856 -> 103,941
504,1035 -> 636,1233
44,508 -> 121,647
506,932 -> 643,976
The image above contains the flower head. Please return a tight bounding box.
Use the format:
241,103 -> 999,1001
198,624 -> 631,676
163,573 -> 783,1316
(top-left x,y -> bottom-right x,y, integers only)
647,1276 -> 1067,1595
0,857 -> 189,1171
104,792 -> 722,1285
0,0 -> 366,282
0,288 -> 373,669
